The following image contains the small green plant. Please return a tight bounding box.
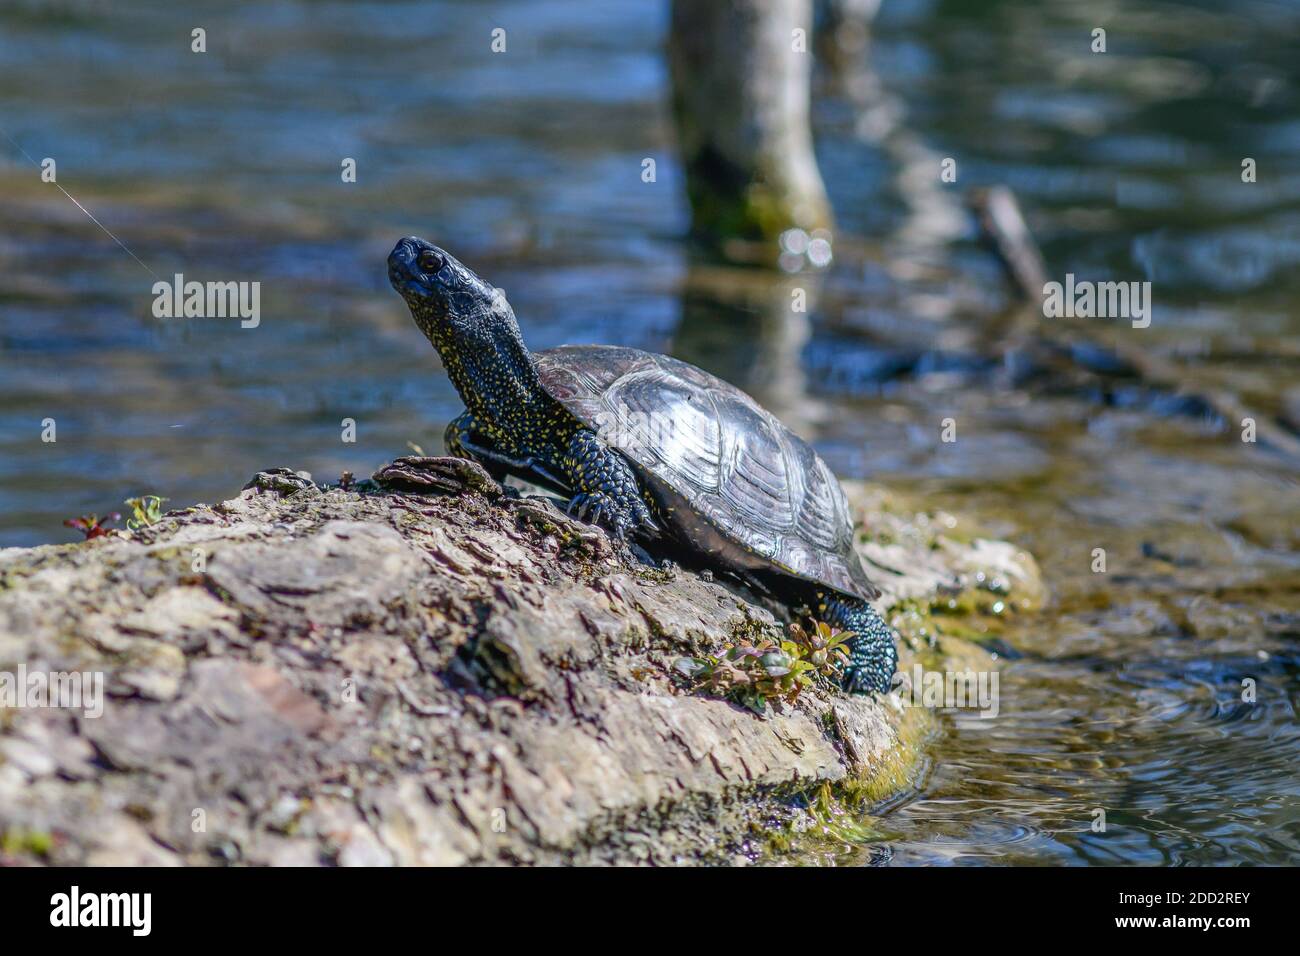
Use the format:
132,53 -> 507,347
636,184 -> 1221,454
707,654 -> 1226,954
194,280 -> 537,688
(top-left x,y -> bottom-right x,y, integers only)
63,512 -> 119,540
124,495 -> 168,530
675,620 -> 852,714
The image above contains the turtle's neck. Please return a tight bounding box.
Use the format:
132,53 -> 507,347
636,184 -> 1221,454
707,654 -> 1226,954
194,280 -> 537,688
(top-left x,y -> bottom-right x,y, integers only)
431,307 -> 553,432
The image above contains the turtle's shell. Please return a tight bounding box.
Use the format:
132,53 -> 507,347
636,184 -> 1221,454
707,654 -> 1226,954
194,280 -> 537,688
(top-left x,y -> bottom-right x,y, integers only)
534,344 -> 879,603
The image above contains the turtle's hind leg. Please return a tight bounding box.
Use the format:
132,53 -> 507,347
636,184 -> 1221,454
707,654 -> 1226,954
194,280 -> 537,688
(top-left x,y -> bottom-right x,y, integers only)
819,592 -> 898,695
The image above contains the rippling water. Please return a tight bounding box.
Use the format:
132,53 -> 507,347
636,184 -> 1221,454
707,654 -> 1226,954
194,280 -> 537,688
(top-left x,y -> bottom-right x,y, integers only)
1,0 -> 1297,864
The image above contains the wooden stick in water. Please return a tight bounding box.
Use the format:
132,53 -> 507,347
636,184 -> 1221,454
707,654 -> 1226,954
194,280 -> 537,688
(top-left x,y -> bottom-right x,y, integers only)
971,185 -> 1300,465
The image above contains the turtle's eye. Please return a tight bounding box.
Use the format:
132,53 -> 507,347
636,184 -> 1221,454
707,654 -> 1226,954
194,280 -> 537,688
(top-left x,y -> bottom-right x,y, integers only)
418,250 -> 445,274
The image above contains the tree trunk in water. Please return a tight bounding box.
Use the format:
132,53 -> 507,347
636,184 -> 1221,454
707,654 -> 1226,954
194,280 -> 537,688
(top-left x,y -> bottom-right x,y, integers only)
668,0 -> 832,261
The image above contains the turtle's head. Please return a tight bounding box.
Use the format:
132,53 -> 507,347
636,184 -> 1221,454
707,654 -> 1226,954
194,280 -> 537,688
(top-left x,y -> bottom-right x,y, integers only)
387,236 -> 511,346
388,236 -> 540,415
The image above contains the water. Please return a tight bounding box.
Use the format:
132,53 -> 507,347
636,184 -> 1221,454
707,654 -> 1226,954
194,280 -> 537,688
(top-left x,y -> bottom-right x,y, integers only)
1,0 -> 1298,865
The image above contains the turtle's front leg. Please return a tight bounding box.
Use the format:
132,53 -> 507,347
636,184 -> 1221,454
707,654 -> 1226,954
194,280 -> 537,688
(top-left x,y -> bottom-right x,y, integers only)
447,410 -> 573,494
445,411 -> 508,481
563,428 -> 659,541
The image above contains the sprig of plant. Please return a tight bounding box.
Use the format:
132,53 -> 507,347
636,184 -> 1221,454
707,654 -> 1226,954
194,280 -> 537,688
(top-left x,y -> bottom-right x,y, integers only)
789,620 -> 854,673
63,513 -> 120,540
124,495 -> 168,530
675,619 -> 852,714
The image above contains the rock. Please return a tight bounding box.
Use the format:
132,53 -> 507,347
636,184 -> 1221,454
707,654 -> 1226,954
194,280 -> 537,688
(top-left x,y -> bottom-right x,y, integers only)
243,468 -> 316,495
0,463 -> 1042,865
204,521 -> 425,628
84,819 -> 182,867
370,779 -> 479,866
374,456 -> 503,499
118,585 -> 241,651
114,639 -> 187,702
0,736 -> 56,779
337,823 -> 395,868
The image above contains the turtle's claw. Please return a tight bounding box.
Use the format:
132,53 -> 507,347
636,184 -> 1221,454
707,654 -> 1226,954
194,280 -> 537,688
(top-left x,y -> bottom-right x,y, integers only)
566,491 -> 653,543
567,492 -> 603,527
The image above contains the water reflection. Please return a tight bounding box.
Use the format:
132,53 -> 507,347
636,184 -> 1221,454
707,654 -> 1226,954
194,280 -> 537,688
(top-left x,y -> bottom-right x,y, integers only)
670,260 -> 824,434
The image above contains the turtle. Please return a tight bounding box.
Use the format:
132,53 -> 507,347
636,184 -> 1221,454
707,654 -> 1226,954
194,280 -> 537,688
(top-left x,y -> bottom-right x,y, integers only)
387,236 -> 897,693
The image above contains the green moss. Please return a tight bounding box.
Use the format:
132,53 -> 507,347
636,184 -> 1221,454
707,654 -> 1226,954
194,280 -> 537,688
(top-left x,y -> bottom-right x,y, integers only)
1,826 -> 54,859
843,707 -> 934,806
888,581 -> 1021,652
756,820 -> 795,854
0,569 -> 31,591
800,782 -> 892,844
677,145 -> 830,258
